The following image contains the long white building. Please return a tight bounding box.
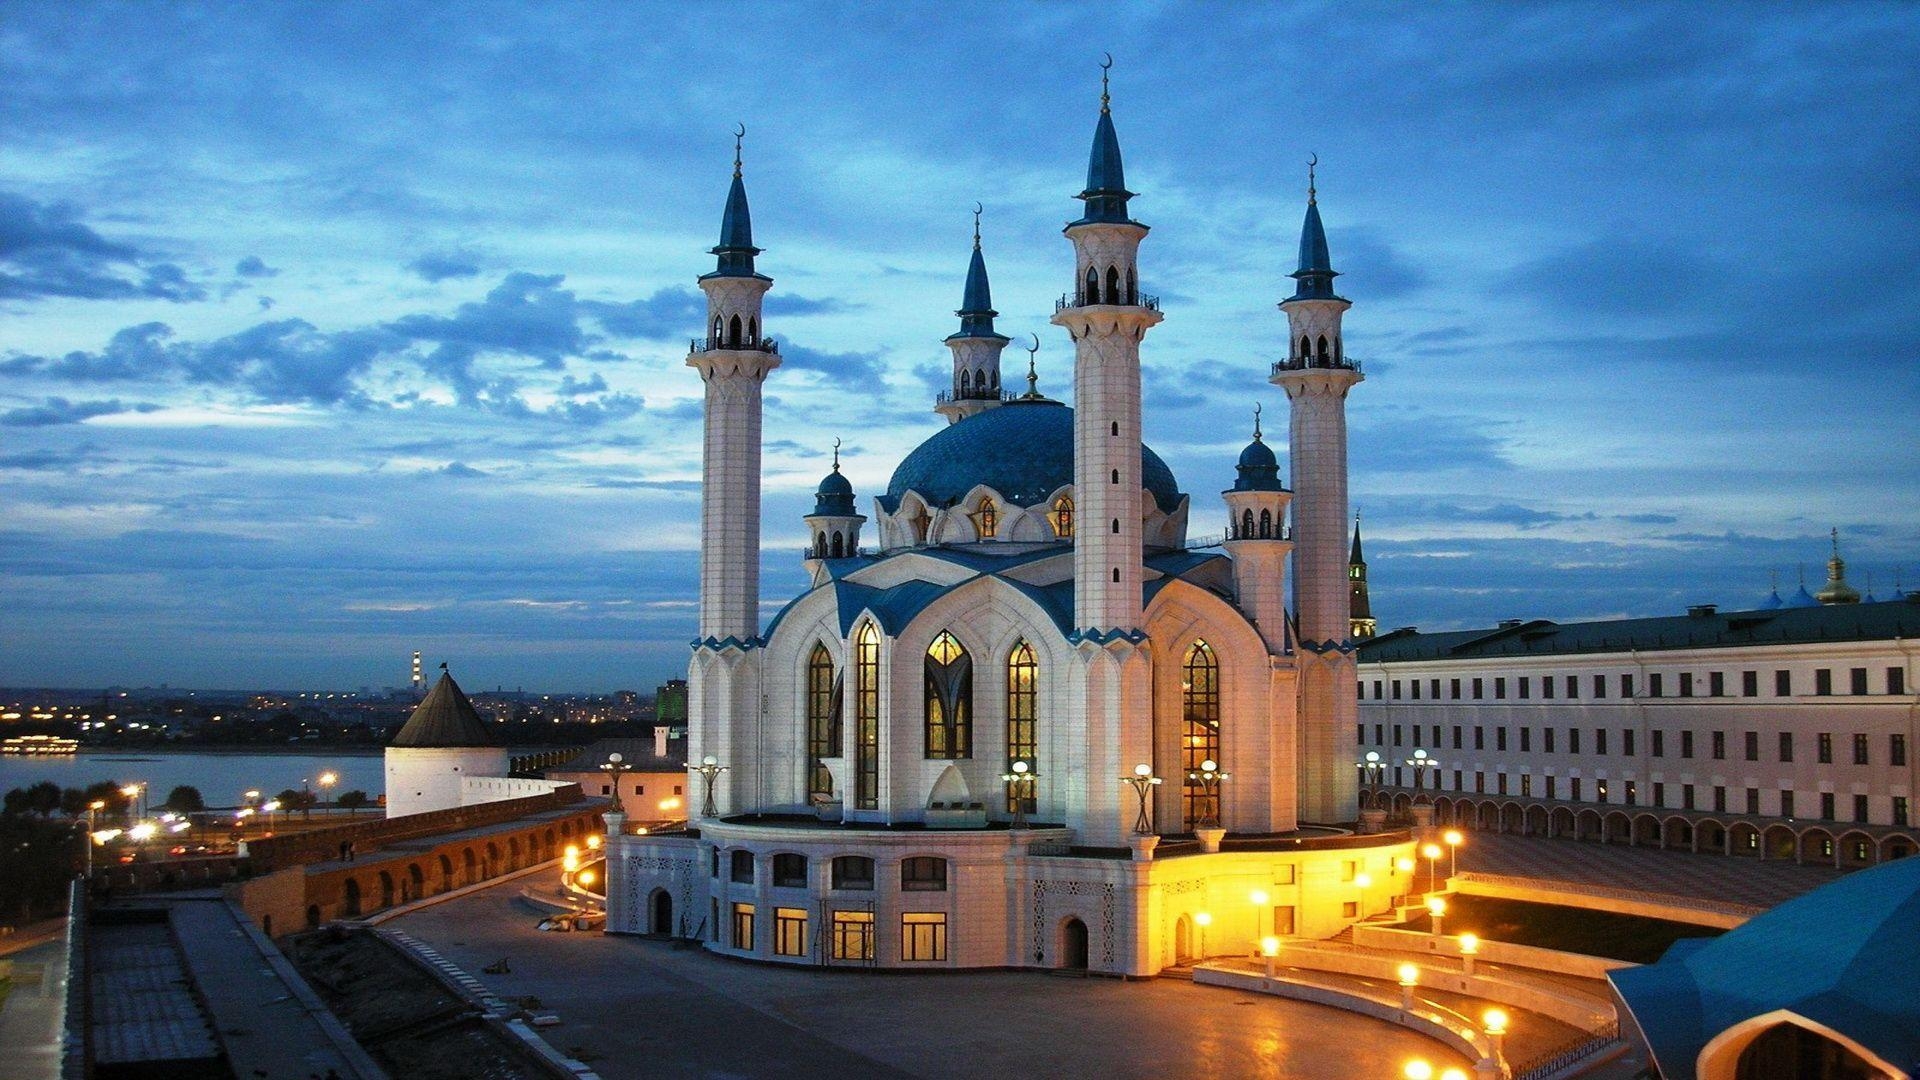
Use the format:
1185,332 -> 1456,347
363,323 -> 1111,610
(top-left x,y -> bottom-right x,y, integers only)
1356,579 -> 1920,869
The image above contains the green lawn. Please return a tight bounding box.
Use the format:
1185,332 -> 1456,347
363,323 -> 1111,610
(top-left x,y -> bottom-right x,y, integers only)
1400,894 -> 1723,964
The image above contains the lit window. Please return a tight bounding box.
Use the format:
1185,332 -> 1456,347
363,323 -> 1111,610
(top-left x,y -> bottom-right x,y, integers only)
831,910 -> 874,960
774,907 -> 808,957
901,912 -> 948,961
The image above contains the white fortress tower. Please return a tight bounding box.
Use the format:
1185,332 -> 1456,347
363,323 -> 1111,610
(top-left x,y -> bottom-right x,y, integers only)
1271,163 -> 1363,824
1050,69 -> 1164,846
686,130 -> 780,814
934,207 -> 1011,425
384,666 -> 509,818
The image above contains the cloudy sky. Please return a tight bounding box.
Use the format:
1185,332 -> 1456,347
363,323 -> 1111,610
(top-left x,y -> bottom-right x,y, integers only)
3,3 -> 1916,692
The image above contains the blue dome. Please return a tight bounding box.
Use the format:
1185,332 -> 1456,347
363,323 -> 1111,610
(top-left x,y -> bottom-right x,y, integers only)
814,468 -> 855,516
885,400 -> 1182,511
1232,437 -> 1285,492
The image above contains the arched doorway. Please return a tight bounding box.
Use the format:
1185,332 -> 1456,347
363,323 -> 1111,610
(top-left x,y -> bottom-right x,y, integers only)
1727,1021 -> 1881,1080
379,870 -> 395,909
306,904 -> 321,930
342,877 -> 362,917
1061,917 -> 1089,971
651,889 -> 673,935
1173,914 -> 1194,964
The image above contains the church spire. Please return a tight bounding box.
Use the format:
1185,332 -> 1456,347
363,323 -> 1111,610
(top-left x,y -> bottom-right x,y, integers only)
705,124 -> 765,280
1072,54 -> 1138,227
1816,527 -> 1862,605
1349,511 -> 1375,639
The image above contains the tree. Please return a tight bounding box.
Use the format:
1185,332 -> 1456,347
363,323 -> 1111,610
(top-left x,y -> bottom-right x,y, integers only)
336,789 -> 371,813
275,788 -> 317,811
25,781 -> 62,816
82,781 -> 129,815
163,786 -> 205,813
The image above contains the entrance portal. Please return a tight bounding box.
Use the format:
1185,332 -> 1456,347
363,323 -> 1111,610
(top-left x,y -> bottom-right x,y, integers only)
651,889 -> 673,935
1061,917 -> 1088,970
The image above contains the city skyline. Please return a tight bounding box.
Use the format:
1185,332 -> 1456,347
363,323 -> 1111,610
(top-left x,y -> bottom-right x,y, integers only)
3,4 -> 1917,691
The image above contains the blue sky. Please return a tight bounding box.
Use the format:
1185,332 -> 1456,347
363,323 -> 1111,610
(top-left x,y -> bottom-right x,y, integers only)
2,3 -> 1917,692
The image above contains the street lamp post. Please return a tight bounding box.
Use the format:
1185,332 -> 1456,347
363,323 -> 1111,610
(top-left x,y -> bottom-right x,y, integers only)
601,752 -> 636,821
1250,888 -> 1270,945
1259,935 -> 1280,980
694,755 -> 728,819
1443,829 -> 1464,879
1397,962 -> 1419,1011
1406,749 -> 1441,794
1426,896 -> 1446,936
1482,1009 -> 1510,1076
1421,842 -> 1443,895
1186,759 -> 1228,829
1121,764 -> 1163,835
318,771 -> 338,816
999,760 -> 1036,829
1357,750 -> 1383,807
1458,933 -> 1479,976
1193,911 -> 1212,960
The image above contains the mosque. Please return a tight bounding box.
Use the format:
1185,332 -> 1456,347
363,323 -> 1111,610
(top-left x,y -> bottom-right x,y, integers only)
604,71 -> 1416,973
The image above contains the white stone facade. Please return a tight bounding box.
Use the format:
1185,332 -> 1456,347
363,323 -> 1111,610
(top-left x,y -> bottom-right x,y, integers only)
383,745 -> 512,818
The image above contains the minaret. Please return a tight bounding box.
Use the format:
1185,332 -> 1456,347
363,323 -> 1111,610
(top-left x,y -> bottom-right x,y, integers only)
686,128 -> 779,818
1222,405 -> 1294,654
1051,60 -> 1162,848
689,127 -> 780,645
1052,59 -> 1162,639
1349,513 -> 1376,639
936,205 -> 1011,424
803,439 -> 865,563
1271,157 -> 1363,824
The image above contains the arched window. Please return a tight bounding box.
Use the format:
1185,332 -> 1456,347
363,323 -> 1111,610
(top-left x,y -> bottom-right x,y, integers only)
1300,335 -> 1311,361
1111,421 -> 1119,436
924,631 -> 972,759
1111,469 -> 1119,484
1106,265 -> 1121,304
960,370 -> 971,394
1110,518 -> 1119,534
1183,641 -> 1221,829
748,316 -> 758,343
973,496 -> 998,539
1259,508 -> 1272,538
1050,496 -> 1075,539
901,856 -> 948,891
730,314 -> 743,346
1084,266 -> 1098,305
832,532 -> 845,558
814,533 -> 827,558
714,316 -> 723,344
1240,509 -> 1254,538
855,624 -> 879,809
1316,334 -> 1329,361
1006,643 -> 1038,814
1126,266 -> 1137,305
830,855 -> 874,890
1112,568 -> 1120,583
807,644 -> 840,799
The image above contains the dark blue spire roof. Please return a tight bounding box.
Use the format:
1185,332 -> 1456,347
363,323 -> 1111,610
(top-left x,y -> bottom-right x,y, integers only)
1071,88 -> 1139,227
703,137 -> 766,280
1287,172 -> 1343,302
949,228 -> 1007,342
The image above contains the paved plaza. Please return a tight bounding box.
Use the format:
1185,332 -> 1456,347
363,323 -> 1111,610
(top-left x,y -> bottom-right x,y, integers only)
1451,831 -> 1847,908
394,878 -> 1475,1080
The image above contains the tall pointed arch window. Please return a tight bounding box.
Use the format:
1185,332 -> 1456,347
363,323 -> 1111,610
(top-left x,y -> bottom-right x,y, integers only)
806,644 -> 841,799
924,631 -> 972,759
1182,641 -> 1221,829
972,496 -> 998,539
1006,642 -> 1038,814
854,624 -> 880,809
1049,496 -> 1075,539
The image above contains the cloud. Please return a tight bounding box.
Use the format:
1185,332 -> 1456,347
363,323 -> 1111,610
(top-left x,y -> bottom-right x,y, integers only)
763,294 -> 857,317
0,396 -> 160,427
556,372 -> 608,396
436,461 -> 488,478
406,250 -> 482,282
0,191 -> 206,302
1504,235 -> 1722,317
1338,229 -> 1428,300
777,342 -> 888,387
587,286 -> 706,340
234,255 -> 279,278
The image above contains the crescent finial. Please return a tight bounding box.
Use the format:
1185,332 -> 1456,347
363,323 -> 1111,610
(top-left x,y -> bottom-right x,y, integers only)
1253,401 -> 1263,440
732,123 -> 745,177
1307,153 -> 1317,203
832,436 -> 841,471
972,202 -> 983,247
1024,335 -> 1040,397
1100,53 -> 1113,112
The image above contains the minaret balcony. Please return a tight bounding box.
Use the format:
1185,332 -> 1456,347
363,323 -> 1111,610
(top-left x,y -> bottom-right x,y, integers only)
935,388 -> 1014,405
1055,292 -> 1160,313
690,337 -> 780,355
1271,354 -> 1362,376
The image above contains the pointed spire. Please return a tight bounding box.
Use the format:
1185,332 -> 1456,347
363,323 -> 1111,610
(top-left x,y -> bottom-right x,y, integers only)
1288,154 -> 1342,302
1351,510 -> 1365,564
705,123 -> 765,280
1072,53 -> 1138,226
950,204 -> 1007,341
1019,335 -> 1045,400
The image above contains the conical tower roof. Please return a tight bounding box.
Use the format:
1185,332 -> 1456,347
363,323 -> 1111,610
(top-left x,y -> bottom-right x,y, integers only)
391,669 -> 496,748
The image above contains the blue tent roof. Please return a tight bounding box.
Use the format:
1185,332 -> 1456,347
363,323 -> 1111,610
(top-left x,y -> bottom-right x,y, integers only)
948,243 -> 1006,342
1611,855 -> 1920,1078
883,399 -> 1183,512
703,172 -> 765,280
1071,107 -> 1138,227
1287,199 -> 1342,302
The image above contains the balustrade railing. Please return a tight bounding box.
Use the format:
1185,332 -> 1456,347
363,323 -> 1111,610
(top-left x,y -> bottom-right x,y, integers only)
1271,354 -> 1362,376
1055,292 -> 1161,312
689,337 -> 780,355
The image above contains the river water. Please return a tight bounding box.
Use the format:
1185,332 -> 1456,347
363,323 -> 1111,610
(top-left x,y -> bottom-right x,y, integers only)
0,748 -> 385,807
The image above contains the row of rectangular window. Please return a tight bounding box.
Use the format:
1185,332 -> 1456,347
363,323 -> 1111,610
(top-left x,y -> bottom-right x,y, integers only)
716,850 -> 946,892
729,903 -> 944,961
1380,770 -> 1912,826
1365,723 -> 1908,767
1362,666 -> 1907,702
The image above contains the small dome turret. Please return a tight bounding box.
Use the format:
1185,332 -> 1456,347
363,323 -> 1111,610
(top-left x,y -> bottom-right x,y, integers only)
1231,406 -> 1285,492
814,464 -> 856,516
